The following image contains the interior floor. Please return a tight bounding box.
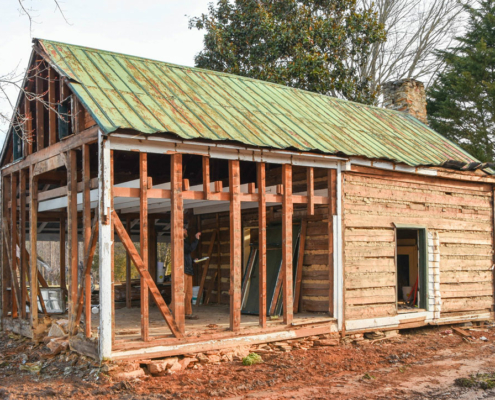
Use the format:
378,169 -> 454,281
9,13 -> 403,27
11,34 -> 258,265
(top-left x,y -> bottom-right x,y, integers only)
87,304 -> 330,341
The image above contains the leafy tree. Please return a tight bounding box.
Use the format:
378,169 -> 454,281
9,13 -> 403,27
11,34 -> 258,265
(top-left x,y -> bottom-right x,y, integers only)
189,0 -> 386,104
427,0 -> 495,162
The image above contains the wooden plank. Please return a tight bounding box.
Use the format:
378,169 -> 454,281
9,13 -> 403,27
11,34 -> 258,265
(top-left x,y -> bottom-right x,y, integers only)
48,67 -> 56,146
59,215 -> 66,292
294,219 -> 307,313
112,211 -> 183,338
126,216 -> 132,309
67,150 -> 78,333
82,144 -> 91,337
229,160 -> 242,331
257,163 -> 267,328
171,154 -> 185,333
196,230 -> 217,306
203,156 -> 210,200
36,73 -> 45,151
29,165 -> 38,329
307,167 -> 314,216
74,219 -> 99,334
19,170 -> 27,319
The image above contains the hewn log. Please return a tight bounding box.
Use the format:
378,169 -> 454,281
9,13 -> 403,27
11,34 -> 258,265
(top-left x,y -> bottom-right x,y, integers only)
229,160 -> 241,331
257,163 -> 267,328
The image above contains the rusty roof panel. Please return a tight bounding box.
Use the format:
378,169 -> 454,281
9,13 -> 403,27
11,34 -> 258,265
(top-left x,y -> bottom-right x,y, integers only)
38,38 -> 478,167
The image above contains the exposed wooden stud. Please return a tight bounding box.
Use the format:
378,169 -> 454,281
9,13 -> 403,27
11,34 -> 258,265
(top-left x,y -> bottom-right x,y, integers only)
11,173 -> 19,319
83,144 -> 92,337
48,67 -> 56,146
19,169 -> 27,319
59,215 -> 66,292
2,176 -> 11,318
67,150 -> 78,333
214,180 -> 223,193
113,211 -> 183,338
74,219 -> 99,333
110,150 -> 115,344
126,216 -> 132,309
24,94 -> 33,156
248,182 -> 256,194
182,179 -> 190,191
307,167 -> 314,216
29,165 -> 38,329
229,160 -> 242,331
202,157 -> 210,200
328,169 -> 336,317
216,213 -> 221,304
35,73 -> 45,151
2,220 -> 21,319
171,154 -> 185,333
282,164 -> 293,325
139,152 -> 149,341
257,163 -> 267,328
294,219 -> 307,314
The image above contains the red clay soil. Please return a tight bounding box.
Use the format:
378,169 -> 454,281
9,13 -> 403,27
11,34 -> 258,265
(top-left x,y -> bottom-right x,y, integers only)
1,325 -> 495,399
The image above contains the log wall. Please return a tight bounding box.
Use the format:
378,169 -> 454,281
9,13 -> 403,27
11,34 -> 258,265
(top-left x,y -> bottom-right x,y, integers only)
343,167 -> 494,320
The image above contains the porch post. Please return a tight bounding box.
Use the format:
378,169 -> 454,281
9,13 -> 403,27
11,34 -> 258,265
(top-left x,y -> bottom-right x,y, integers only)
171,153 -> 185,333
282,164 -> 293,325
98,131 -> 112,360
229,160 -> 241,331
29,166 -> 38,330
257,162 -> 267,328
334,164 -> 344,331
140,152 -> 149,341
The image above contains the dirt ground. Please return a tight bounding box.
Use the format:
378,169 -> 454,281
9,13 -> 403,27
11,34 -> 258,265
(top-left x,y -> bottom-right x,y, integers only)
1,324 -> 495,399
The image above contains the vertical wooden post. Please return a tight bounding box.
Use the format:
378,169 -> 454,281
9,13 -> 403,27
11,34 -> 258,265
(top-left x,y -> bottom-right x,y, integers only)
35,73 -> 44,151
282,164 -> 293,325
110,150 -> 115,344
203,156 -> 210,200
229,160 -> 241,331
307,167 -> 314,216
216,214 -> 221,304
19,170 -> 27,319
83,144 -> 92,337
139,152 -> 149,341
171,154 -> 185,333
48,68 -> 56,146
257,163 -> 267,328
328,169 -> 336,317
29,166 -> 38,329
60,215 -> 66,292
126,216 -> 132,309
98,132 -> 112,360
2,176 -> 11,318
11,173 -> 18,319
24,94 -> 33,156
67,150 -> 78,333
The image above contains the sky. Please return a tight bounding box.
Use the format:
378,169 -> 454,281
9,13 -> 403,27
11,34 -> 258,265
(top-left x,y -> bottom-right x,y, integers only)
0,0 -> 209,145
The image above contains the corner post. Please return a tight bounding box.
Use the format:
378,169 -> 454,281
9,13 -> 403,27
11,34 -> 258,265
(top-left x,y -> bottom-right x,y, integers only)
29,166 -> 38,330
67,150 -> 78,333
98,131 -> 112,360
83,144 -> 92,337
229,160 -> 241,331
140,152 -> 149,341
257,162 -> 267,328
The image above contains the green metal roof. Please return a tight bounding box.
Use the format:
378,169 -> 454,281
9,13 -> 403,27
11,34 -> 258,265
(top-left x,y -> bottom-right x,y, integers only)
37,38 -> 478,167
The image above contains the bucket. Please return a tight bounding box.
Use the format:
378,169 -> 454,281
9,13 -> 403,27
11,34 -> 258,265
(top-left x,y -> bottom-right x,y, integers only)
157,262 -> 165,283
192,286 -> 200,304
402,286 -> 412,302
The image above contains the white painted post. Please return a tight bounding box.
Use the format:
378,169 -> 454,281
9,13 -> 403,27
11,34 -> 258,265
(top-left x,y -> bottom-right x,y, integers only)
333,163 -> 344,331
98,131 -> 112,360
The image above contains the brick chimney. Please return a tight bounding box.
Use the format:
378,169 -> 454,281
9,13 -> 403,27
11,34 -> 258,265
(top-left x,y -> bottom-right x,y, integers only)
382,79 -> 428,125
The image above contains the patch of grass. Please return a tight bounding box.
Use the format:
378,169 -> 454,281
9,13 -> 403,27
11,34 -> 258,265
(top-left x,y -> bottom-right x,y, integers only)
363,373 -> 375,380
242,353 -> 263,366
455,373 -> 495,390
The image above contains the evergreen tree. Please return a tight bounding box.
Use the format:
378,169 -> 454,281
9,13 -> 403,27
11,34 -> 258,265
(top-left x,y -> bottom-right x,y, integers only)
427,0 -> 495,162
189,0 -> 385,104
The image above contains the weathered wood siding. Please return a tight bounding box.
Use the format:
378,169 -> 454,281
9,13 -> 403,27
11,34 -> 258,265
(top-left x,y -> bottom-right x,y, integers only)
344,167 -> 494,320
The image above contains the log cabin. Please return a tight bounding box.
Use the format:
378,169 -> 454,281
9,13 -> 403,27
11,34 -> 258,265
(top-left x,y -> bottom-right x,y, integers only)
1,39 -> 494,361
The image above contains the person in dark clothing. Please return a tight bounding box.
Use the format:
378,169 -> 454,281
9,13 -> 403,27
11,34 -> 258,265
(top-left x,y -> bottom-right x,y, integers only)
184,228 -> 201,318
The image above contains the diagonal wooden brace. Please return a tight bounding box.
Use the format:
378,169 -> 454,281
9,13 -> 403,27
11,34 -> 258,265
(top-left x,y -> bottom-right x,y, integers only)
2,220 -> 22,316
112,211 -> 183,339
195,229 -> 217,306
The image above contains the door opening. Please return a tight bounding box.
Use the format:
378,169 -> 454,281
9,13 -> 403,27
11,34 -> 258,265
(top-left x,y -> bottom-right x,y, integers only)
396,228 -> 428,312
